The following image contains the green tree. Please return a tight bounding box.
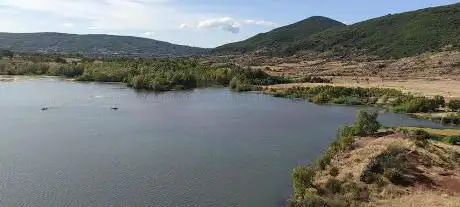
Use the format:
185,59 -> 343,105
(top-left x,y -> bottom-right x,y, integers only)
433,95 -> 446,108
352,110 -> 381,136
448,100 -> 460,112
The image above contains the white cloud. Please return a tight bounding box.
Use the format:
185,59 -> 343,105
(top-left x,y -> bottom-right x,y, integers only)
0,0 -> 197,31
243,19 -> 277,26
142,31 -> 156,38
181,17 -> 276,34
62,22 -> 75,28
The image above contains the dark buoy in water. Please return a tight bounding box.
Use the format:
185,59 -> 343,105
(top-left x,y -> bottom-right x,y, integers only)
111,107 -> 119,110
41,107 -> 48,111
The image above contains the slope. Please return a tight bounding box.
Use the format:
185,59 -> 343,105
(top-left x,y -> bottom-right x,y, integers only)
214,16 -> 346,54
0,32 -> 209,57
286,2 -> 460,59
215,3 -> 460,59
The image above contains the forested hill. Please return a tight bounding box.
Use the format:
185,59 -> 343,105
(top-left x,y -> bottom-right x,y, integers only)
214,16 -> 346,54
0,32 -> 209,57
215,3 -> 460,59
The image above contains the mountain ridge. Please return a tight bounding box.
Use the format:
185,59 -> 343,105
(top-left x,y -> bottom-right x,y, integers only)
215,3 -> 460,59
214,16 -> 346,54
0,32 -> 209,57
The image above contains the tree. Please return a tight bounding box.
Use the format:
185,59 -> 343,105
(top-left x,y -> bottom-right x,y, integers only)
448,100 -> 460,112
433,95 -> 446,108
352,110 -> 381,136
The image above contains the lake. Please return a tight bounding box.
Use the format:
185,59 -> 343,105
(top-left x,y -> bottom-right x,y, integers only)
0,78 -> 453,207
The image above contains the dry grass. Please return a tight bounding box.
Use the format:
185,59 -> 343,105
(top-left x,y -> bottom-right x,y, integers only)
316,134 -> 414,184
255,51 -> 460,78
401,127 -> 460,136
265,78 -> 460,101
370,191 -> 460,207
314,131 -> 460,207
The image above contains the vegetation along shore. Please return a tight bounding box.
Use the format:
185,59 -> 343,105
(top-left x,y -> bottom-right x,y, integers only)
265,85 -> 460,126
289,110 -> 460,207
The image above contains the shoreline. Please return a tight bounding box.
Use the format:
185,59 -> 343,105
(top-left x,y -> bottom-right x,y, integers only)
262,84 -> 460,126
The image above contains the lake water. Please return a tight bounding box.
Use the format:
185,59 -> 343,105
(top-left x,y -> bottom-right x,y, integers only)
0,78 -> 454,207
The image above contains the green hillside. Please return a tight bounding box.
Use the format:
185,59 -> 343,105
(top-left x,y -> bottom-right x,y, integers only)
0,32 -> 209,57
216,3 -> 460,59
214,16 -> 346,54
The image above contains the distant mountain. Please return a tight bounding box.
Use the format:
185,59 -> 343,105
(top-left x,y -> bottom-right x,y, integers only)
216,3 -> 460,59
214,16 -> 346,54
0,33 -> 209,57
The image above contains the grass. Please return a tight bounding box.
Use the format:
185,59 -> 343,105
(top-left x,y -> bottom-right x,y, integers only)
265,85 -> 445,114
401,127 -> 460,137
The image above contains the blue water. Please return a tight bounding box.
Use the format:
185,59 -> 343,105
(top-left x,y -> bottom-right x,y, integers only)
0,78 -> 453,207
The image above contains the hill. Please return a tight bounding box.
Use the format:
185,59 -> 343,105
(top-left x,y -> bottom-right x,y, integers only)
289,111 -> 460,207
0,32 -> 209,57
214,16 -> 345,54
216,3 -> 460,59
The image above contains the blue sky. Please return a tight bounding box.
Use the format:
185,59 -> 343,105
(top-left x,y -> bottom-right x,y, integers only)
0,0 -> 458,48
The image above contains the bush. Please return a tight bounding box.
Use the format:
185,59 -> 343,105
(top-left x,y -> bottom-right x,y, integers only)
323,178 -> 343,194
229,76 -> 253,92
352,110 -> 381,136
393,97 -> 438,113
311,93 -> 330,104
360,170 -> 380,184
441,136 -> 460,145
293,166 -> 316,198
330,167 -> 339,177
448,100 -> 460,112
433,95 -> 446,108
410,129 -> 430,147
361,145 -> 413,186
383,168 -> 410,186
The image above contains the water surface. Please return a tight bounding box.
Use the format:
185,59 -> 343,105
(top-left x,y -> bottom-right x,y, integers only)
0,79 -> 453,206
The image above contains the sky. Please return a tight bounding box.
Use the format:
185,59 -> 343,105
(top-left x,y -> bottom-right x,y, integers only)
0,0 -> 458,48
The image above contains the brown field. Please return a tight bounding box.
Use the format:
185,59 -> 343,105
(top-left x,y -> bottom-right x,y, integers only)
223,51 -> 460,100
254,51 -> 460,78
265,77 -> 460,101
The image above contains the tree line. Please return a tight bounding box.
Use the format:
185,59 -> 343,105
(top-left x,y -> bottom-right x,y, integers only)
0,56 -> 288,91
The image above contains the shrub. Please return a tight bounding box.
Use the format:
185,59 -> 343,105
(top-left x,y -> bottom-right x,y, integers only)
383,168 -> 410,186
361,145 -> 414,186
323,178 -> 343,194
441,136 -> 460,145
448,100 -> 460,112
311,93 -> 330,104
360,170 -> 380,184
410,129 -> 430,147
330,167 -> 339,177
393,97 -> 438,113
229,76 -> 253,92
433,95 -> 446,108
352,110 -> 381,136
292,166 -> 316,198
341,182 -> 370,202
